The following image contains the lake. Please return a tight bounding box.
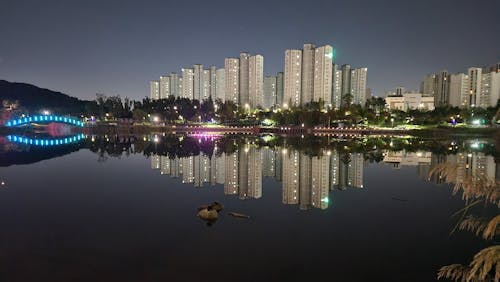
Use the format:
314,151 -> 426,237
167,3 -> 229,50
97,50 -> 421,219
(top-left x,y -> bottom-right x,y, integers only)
0,133 -> 497,282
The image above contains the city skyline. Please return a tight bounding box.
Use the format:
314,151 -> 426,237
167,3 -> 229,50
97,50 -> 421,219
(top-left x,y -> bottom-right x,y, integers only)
2,0 -> 499,101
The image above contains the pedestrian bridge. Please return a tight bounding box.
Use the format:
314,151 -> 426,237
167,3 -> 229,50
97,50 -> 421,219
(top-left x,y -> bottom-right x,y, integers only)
5,115 -> 84,127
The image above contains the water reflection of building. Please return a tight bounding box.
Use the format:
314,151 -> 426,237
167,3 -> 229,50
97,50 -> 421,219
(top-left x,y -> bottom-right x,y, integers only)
151,155 -> 161,170
404,151 -> 497,186
223,146 -> 262,199
453,152 -> 496,183
224,151 -> 238,195
262,147 -> 276,177
152,152 -> 229,188
282,150 -> 331,210
383,151 -> 432,169
150,145 -> 369,211
330,151 -> 364,190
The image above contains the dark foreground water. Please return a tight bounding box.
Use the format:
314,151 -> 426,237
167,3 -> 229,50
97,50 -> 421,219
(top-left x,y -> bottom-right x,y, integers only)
0,134 -> 497,282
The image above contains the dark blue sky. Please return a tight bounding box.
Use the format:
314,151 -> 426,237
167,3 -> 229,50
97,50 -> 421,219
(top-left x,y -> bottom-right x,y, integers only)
1,0 -> 499,100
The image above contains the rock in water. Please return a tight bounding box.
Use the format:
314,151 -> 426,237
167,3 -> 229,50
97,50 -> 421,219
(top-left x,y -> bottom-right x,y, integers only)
198,208 -> 218,221
228,212 -> 250,219
210,202 -> 224,212
198,202 -> 224,212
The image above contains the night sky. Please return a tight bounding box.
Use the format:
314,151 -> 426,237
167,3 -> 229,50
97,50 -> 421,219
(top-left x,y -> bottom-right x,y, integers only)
1,0 -> 499,101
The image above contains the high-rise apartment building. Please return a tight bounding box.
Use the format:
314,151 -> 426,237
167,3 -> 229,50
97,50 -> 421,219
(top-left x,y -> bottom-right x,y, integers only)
449,73 -> 470,108
181,68 -> 194,99
276,72 -> 284,106
224,58 -> 240,104
264,75 -> 277,109
313,45 -> 333,105
210,65 -> 217,100
194,64 -> 211,101
435,70 -> 450,106
420,74 -> 436,96
467,67 -> 482,107
341,64 -> 351,100
332,64 -> 342,109
350,68 -> 368,106
150,81 -> 160,100
248,55 -> 264,108
284,44 -> 340,107
480,71 -> 500,108
170,72 -> 180,98
301,44 -> 315,104
284,49 -> 303,107
159,76 -> 171,99
239,52 -> 250,105
201,69 -> 211,101
215,68 -> 225,102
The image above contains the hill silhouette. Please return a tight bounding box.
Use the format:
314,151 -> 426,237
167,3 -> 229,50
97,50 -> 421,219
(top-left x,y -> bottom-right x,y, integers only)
0,80 -> 89,114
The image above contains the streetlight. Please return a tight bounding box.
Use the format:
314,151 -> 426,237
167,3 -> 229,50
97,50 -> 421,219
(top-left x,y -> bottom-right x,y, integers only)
42,110 -> 50,115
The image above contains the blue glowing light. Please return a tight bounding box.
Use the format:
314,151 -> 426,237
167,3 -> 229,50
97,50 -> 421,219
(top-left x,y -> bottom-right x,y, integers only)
4,115 -> 85,127
6,134 -> 86,146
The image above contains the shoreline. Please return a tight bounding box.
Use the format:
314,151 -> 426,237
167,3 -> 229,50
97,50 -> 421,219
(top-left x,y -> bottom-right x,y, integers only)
1,124 -> 498,138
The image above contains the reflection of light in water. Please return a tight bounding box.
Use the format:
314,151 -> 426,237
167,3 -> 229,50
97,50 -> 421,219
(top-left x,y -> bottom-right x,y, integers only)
6,134 -> 86,146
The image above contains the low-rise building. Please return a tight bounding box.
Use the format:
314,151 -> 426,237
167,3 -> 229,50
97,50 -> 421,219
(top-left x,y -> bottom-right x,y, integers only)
385,93 -> 435,111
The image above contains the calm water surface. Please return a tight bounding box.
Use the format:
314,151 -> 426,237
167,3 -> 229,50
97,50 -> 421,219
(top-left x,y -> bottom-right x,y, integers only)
0,134 -> 496,282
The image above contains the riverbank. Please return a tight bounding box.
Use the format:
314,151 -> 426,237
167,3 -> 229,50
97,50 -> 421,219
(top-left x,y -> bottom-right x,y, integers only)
79,124 -> 499,138
2,124 -> 498,138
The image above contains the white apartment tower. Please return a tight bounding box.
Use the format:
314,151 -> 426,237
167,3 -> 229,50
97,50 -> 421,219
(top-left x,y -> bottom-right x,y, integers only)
239,52 -> 250,105
159,76 -> 171,99
282,149 -> 300,204
215,68 -> 225,102
264,75 -> 277,109
435,70 -> 450,106
341,64 -> 351,99
311,154 -> 330,209
421,74 -> 436,96
194,64 -> 210,101
313,45 -> 333,105
284,49 -> 303,107
248,54 -> 264,108
301,44 -> 315,104
332,64 -> 342,109
480,72 -> 500,108
209,65 -> 217,100
276,72 -> 284,106
350,68 -> 368,106
449,73 -> 470,108
150,81 -> 160,100
181,68 -> 194,99
201,69 -> 211,101
224,58 -> 240,104
468,67 -> 482,107
170,72 -> 180,98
